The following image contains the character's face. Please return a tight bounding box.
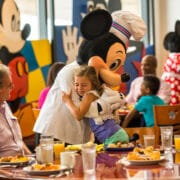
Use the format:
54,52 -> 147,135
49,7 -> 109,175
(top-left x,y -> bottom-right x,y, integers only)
0,0 -> 25,53
106,42 -> 126,72
88,42 -> 126,87
74,76 -> 92,97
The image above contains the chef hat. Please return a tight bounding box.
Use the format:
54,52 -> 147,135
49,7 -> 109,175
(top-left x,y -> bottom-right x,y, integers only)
110,10 -> 147,48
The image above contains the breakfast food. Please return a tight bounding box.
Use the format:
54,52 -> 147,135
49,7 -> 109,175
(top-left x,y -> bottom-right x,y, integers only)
65,143 -> 104,152
32,163 -> 60,171
107,142 -> 134,148
127,146 -> 160,161
0,155 -> 29,163
65,144 -> 82,151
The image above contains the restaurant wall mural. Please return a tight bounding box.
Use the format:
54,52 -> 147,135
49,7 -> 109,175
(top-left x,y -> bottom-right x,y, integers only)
0,0 -> 51,112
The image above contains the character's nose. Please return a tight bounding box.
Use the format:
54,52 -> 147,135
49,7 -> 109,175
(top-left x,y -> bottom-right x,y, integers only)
21,24 -> 31,40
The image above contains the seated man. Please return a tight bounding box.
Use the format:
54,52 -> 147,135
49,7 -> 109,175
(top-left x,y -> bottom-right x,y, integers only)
0,64 -> 31,156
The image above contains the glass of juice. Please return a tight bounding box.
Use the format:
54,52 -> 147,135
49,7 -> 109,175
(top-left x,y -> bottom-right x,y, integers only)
54,140 -> 65,164
175,152 -> 180,164
174,135 -> 180,152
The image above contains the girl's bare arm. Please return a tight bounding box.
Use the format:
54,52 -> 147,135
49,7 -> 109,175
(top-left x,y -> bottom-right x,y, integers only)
62,92 -> 98,120
122,108 -> 138,127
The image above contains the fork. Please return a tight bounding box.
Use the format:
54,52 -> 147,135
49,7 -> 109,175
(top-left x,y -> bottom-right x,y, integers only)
49,169 -> 73,178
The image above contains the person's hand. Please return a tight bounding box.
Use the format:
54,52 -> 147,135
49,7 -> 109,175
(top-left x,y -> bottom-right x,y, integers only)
62,91 -> 72,103
62,26 -> 83,64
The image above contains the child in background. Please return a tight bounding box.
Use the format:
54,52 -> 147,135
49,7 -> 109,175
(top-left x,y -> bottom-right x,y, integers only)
62,66 -> 129,146
122,75 -> 165,127
38,62 -> 65,108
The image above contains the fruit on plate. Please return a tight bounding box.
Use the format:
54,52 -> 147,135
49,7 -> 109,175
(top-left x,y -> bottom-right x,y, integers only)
0,155 -> 29,163
65,144 -> 82,151
32,163 -> 60,171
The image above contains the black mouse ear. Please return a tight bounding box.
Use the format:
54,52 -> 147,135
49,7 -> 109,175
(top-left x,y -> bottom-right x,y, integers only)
175,20 -> 180,36
80,9 -> 112,40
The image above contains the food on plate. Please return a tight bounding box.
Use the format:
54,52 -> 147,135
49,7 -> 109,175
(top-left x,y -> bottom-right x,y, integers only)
31,163 -> 60,171
0,155 -> 29,163
65,143 -> 104,152
96,144 -> 104,152
117,108 -> 129,114
127,146 -> 160,161
107,142 -> 134,148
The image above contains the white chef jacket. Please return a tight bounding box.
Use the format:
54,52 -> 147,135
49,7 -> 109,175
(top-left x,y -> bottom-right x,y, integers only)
33,61 -> 91,144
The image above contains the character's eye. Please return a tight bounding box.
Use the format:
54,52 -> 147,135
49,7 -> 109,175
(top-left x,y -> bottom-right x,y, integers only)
109,59 -> 121,71
11,15 -> 16,31
11,15 -> 20,31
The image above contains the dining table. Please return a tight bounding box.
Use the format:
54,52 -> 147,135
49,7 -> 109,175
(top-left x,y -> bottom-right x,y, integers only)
0,148 -> 180,180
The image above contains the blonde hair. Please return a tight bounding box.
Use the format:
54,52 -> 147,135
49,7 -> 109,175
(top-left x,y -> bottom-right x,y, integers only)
74,66 -> 104,96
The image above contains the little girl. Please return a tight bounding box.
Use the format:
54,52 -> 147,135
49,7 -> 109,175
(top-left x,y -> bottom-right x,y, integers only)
62,66 -> 129,146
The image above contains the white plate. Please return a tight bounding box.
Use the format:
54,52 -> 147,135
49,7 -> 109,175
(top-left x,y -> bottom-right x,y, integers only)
23,165 -> 69,176
127,156 -> 165,165
0,157 -> 32,166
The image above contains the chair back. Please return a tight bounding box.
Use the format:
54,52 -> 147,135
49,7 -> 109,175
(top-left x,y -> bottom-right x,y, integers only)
13,101 -> 39,151
124,127 -> 158,146
153,104 -> 180,135
32,108 -> 40,120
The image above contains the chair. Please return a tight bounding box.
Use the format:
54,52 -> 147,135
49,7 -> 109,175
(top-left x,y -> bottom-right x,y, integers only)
153,104 -> 180,144
124,127 -> 158,146
32,108 -> 40,120
13,101 -> 39,151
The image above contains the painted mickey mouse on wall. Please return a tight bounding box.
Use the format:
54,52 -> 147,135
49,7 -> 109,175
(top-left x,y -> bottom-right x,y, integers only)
0,0 -> 30,112
33,9 -> 146,144
162,20 -> 180,105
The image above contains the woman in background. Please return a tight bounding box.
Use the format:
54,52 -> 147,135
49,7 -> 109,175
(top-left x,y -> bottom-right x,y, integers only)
38,62 -> 65,108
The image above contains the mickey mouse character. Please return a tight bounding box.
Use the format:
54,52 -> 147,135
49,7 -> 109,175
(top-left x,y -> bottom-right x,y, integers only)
0,0 -> 31,112
162,20 -> 180,105
33,9 -> 146,144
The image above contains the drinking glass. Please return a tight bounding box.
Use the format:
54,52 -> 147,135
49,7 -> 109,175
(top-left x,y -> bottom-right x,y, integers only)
40,135 -> 54,163
160,126 -> 173,151
81,143 -> 96,175
61,151 -> 76,168
54,140 -> 65,164
143,134 -> 155,147
174,135 -> 180,152
175,152 -> 180,164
